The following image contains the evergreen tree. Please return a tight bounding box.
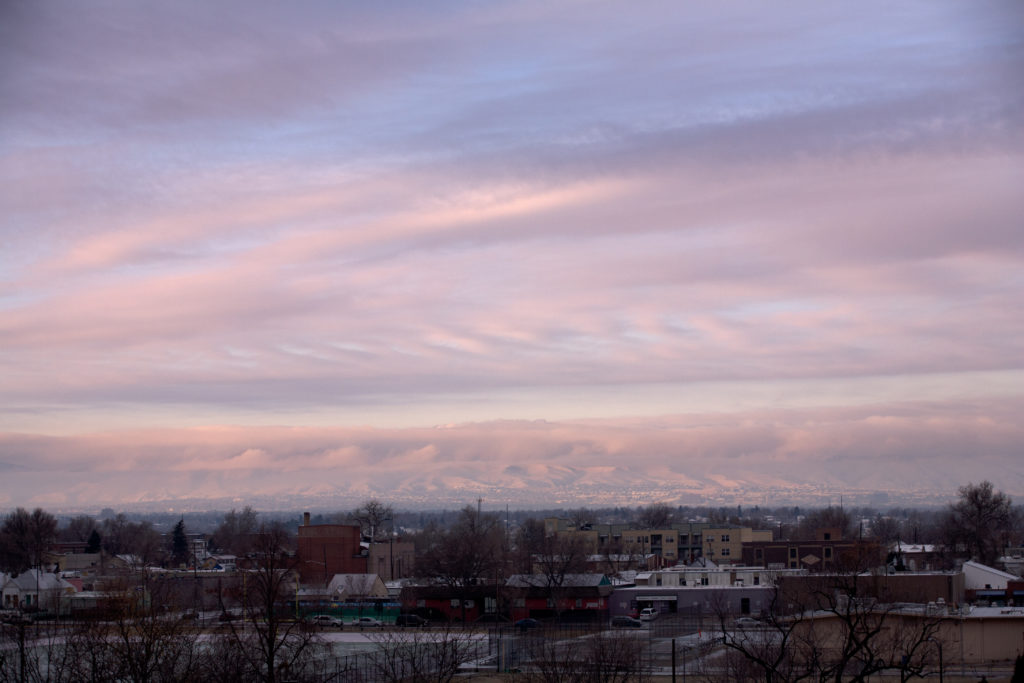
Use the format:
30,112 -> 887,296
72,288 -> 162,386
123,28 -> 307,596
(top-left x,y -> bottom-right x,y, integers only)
1012,654 -> 1024,683
86,528 -> 102,554
171,518 -> 189,567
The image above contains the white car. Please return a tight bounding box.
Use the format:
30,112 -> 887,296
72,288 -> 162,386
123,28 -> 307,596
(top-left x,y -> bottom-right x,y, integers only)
308,615 -> 344,628
352,616 -> 384,628
639,608 -> 658,621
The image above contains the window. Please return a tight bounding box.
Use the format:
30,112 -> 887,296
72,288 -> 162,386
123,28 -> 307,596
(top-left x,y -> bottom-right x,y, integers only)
721,534 -> 730,542
823,532 -> 832,540
656,576 -> 662,586
666,537 -> 674,543
824,547 -> 832,559
701,576 -> 709,586
789,547 -> 797,559
755,549 -> 763,560
753,575 -> 760,585
721,548 -> 730,556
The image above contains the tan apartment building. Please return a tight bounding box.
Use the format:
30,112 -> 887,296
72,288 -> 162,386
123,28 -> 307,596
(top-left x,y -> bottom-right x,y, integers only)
703,526 -> 773,565
546,518 -> 779,566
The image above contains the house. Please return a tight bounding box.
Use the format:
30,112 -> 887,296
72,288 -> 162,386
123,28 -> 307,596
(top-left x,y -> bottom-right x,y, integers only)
326,573 -> 389,600
55,552 -> 102,578
0,569 -> 77,612
888,541 -> 941,571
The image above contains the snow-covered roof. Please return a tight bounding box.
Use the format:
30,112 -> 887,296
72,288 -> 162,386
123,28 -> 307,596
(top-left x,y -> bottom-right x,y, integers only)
505,573 -> 610,588
0,569 -> 76,593
890,542 -> 936,553
962,560 -> 1020,588
326,573 -> 386,597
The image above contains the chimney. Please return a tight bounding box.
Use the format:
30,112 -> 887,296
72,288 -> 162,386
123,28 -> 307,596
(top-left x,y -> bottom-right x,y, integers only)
303,512 -> 311,526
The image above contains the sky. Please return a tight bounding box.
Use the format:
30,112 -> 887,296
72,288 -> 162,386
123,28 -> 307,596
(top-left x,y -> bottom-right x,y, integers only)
1,1 -> 1023,508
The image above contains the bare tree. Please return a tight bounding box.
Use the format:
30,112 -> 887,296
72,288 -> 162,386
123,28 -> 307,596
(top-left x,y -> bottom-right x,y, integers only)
0,576 -> 202,683
352,499 -> 395,541
419,505 -> 502,623
593,535 -> 644,578
100,515 -> 164,569
209,506 -> 259,556
798,506 -> 854,539
868,514 -> 902,546
218,522 -> 318,683
59,514 -> 99,544
635,504 -> 674,529
521,531 -> 592,619
511,517 -> 547,574
103,575 -> 203,683
523,629 -> 649,683
942,480 -> 1013,566
715,573 -> 947,683
366,623 -> 482,683
0,507 -> 57,574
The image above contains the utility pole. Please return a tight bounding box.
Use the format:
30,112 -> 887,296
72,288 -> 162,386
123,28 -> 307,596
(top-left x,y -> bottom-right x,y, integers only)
671,637 -> 676,683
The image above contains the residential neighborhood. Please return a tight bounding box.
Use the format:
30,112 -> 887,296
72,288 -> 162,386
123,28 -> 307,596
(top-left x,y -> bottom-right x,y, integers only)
0,482 -> 1022,681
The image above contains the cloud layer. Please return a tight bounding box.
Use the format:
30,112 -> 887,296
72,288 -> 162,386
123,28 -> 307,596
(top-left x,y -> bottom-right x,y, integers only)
1,1 -> 1022,506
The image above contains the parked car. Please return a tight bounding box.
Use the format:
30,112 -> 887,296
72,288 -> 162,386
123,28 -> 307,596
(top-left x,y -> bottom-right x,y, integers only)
352,616 -> 383,628
309,614 -> 344,629
639,608 -> 658,621
610,616 -> 643,629
734,617 -> 760,629
514,618 -> 541,630
395,614 -> 428,627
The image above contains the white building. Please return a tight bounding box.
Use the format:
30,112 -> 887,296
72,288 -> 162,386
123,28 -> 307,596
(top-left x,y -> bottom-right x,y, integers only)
0,569 -> 76,611
962,560 -> 1019,592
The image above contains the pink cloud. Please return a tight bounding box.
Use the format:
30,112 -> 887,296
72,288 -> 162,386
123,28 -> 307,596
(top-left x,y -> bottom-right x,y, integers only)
2,398 -> 1022,507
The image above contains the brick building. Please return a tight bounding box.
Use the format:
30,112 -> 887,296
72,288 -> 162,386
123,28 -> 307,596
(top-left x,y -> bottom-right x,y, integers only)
741,528 -> 882,572
296,512 -> 367,584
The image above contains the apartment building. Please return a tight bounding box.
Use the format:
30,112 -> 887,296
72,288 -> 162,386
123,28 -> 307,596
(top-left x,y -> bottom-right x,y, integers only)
703,526 -> 773,565
544,518 -> 712,564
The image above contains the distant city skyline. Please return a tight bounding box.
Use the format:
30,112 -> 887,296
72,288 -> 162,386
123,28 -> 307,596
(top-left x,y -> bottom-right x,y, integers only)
2,2 -> 1022,507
